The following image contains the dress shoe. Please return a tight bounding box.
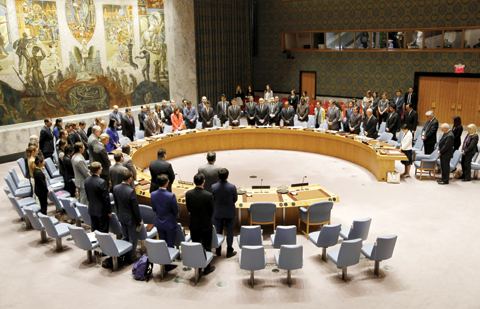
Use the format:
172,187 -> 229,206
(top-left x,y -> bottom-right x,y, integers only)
226,250 -> 237,258
215,248 -> 221,257
203,265 -> 215,275
438,181 -> 448,185
462,179 -> 470,182
458,175 -> 465,179
165,264 -> 178,272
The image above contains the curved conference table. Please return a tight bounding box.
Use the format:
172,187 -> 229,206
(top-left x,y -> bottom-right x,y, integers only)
127,127 -> 406,225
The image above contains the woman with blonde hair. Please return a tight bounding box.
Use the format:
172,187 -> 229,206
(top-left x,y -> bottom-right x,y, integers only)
459,124 -> 478,182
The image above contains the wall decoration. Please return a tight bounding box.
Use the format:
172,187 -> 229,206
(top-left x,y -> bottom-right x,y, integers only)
0,1 -> 14,75
65,0 -> 96,44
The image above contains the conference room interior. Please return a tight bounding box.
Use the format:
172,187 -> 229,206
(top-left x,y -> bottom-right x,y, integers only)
1,0 -> 480,308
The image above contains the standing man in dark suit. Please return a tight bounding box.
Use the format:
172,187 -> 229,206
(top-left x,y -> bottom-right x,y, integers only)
183,101 -> 197,129
460,124 -> 479,182
143,111 -> 160,137
62,145 -> 76,198
151,174 -> 178,249
274,96 -> 283,126
422,110 -> 439,155
201,101 -> 214,128
281,102 -> 295,126
85,162 -> 112,233
68,122 -> 81,146
110,152 -> 128,191
39,118 -> 54,160
113,169 -> 142,263
92,134 -> 111,184
149,148 -> 175,193
393,90 -> 405,129
255,98 -> 269,126
288,90 -> 298,113
217,94 -> 230,126
138,105 -> 147,130
437,123 -> 455,185
364,109 -> 378,139
228,99 -> 241,126
296,98 -> 309,124
197,96 -> 207,123
267,97 -> 280,125
186,173 -> 215,275
122,108 -> 135,142
385,104 -> 399,141
348,106 -> 362,134
198,151 -> 221,192
404,86 -> 418,111
164,100 -> 175,125
403,103 -> 418,135
87,117 -> 101,137
211,168 -> 237,258
245,96 -> 257,126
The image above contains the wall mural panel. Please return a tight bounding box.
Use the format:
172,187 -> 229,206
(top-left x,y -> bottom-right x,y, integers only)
0,0 -> 170,127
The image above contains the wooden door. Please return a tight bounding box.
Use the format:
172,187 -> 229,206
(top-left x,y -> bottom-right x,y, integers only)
300,71 -> 316,102
457,78 -> 480,126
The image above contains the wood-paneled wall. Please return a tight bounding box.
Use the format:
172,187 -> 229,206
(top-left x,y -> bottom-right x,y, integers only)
418,76 -> 480,125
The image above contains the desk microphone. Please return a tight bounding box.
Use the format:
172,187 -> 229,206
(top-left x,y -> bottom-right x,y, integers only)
301,176 -> 307,191
175,173 -> 182,187
261,179 -> 263,193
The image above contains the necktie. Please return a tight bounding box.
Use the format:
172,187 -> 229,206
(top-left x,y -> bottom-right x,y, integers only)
151,119 -> 155,132
408,93 -> 412,103
234,106 -> 236,113
223,103 -> 226,114
129,117 -> 132,124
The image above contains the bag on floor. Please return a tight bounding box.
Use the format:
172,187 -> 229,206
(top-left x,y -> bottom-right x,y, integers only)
387,172 -> 400,184
453,170 -> 463,179
132,254 -> 153,282
102,257 -> 113,269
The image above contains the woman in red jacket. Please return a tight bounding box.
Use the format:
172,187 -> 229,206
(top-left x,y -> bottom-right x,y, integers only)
171,106 -> 184,131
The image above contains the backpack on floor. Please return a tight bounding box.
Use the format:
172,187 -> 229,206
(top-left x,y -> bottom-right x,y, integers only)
132,254 -> 153,282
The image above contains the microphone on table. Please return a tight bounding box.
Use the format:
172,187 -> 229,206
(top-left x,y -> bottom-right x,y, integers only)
301,176 -> 307,191
175,173 -> 182,187
261,179 -> 263,193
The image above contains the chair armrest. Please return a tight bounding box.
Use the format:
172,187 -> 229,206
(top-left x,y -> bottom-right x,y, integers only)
299,207 -> 308,213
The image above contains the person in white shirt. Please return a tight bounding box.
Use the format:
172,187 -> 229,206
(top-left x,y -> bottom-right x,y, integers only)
400,124 -> 413,177
264,84 -> 273,102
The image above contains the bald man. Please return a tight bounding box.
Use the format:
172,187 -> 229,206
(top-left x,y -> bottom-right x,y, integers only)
437,123 -> 454,185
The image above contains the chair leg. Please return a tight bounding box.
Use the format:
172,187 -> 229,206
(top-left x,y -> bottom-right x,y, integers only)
116,234 -> 122,240
287,270 -> 292,286
87,250 -> 93,263
159,264 -> 165,280
194,268 -> 200,284
321,247 -> 328,262
75,219 -> 81,227
140,240 -> 146,253
40,230 -> 47,242
55,238 -> 62,251
374,261 -> 380,276
25,217 -> 32,229
341,266 -> 348,281
112,256 -> 119,271
250,270 -> 255,288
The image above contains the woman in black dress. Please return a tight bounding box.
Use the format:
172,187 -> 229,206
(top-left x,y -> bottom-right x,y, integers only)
33,155 -> 50,215
452,116 -> 463,151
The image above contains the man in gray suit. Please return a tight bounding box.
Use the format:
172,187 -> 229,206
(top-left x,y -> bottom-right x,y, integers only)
122,145 -> 136,188
348,106 -> 362,134
201,101 -> 214,128
110,152 -> 128,192
92,134 -> 111,184
143,111 -> 160,137
327,101 -> 342,130
227,99 -> 241,126
198,151 -> 221,192
72,142 -> 90,204
267,97 -> 280,125
217,94 -> 230,126
281,102 -> 295,126
87,125 -> 101,158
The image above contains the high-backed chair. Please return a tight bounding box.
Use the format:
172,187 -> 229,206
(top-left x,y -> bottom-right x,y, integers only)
138,224 -> 158,253
45,157 -> 61,179
181,242 -> 214,284
274,244 -> 303,286
327,238 -> 363,281
136,130 -> 145,140
414,151 -> 439,180
145,239 -> 180,280
60,198 -> 82,226
308,223 -> 342,262
163,126 -> 172,134
412,137 -> 424,157
119,137 -> 132,146
237,225 -> 262,249
377,132 -> 393,142
24,207 -> 59,242
174,223 -> 191,248
270,225 -> 297,249
413,128 -> 423,142
436,150 -> 462,174
8,168 -> 30,188
4,175 -> 32,198
340,218 -> 372,241
76,203 -> 92,227
239,245 -> 266,288
48,187 -> 77,212
94,231 -> 133,271
211,225 -> 225,250
378,122 -> 386,134
3,185 -> 10,196
68,226 -> 100,263
109,213 -> 123,239
320,122 -> 328,130
248,202 -> 277,230
298,201 -> 333,236
361,235 -> 398,276
7,194 -> 40,229
38,213 -> 72,251
16,158 -> 28,178
139,205 -> 156,224
394,130 -> 405,148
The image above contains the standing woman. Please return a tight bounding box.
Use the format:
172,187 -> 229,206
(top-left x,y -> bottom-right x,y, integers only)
372,91 -> 380,120
288,90 -> 298,112
154,103 -> 165,133
53,118 -> 63,141
452,116 -> 463,151
301,90 -> 309,105
33,155 -> 50,214
378,92 -> 389,128
171,106 -> 184,131
362,91 -> 373,111
264,85 -> 273,102
459,124 -> 478,182
400,124 -> 413,177
246,85 -> 254,98
235,85 -> 245,107
106,118 -> 119,153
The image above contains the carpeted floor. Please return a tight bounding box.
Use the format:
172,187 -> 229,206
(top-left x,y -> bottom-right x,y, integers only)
1,127 -> 479,308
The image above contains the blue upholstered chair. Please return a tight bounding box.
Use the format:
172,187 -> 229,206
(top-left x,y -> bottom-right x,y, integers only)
274,244 -> 303,286
60,198 -> 82,226
48,187 -> 76,212
308,223 -> 342,262
76,203 -> 92,227
239,245 -> 266,288
378,122 -> 386,134
94,230 -> 133,271
248,202 -> 277,230
377,132 -> 393,142
320,122 -> 328,130
181,242 -> 214,284
7,193 -> 40,229
145,239 -> 180,280
237,225 -> 262,248
138,224 -> 158,253
68,226 -> 100,263
340,217 -> 372,241
108,213 -> 123,239
119,137 -> 131,146
361,235 -> 398,276
139,205 -> 156,224
3,185 -> 10,196
8,168 -> 30,188
174,223 -> 191,248
298,201 -> 333,236
412,137 -> 424,157
436,150 -> 462,174
211,225 -> 225,250
24,207 -> 59,242
327,238 -> 363,281
414,151 -> 440,181
45,157 -> 61,179
270,225 -> 297,249
16,158 -> 28,178
163,126 -> 172,134
38,213 -> 72,252
394,130 -> 405,148
4,175 -> 31,198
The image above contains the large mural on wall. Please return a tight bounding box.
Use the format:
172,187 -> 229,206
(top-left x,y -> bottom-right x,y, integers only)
0,0 -> 170,127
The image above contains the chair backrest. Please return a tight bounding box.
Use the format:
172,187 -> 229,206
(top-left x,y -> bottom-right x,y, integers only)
119,137 -> 131,146
139,205 -> 156,224
239,245 -> 265,271
8,168 -> 22,187
378,132 -> 393,142
277,244 -> 303,271
108,213 -> 123,236
450,150 -> 462,169
60,198 -> 80,220
38,213 -> 59,238
378,122 -> 386,134
3,185 -> 10,195
250,202 -> 277,223
387,140 -> 397,147
336,238 -> 363,268
7,193 -> 26,219
347,217 -> 372,240
272,225 -> 297,248
47,187 -> 64,212
307,201 -> 334,224
472,148 -> 480,163
315,223 -> 341,248
434,133 -> 443,149
94,230 -> 120,256
414,128 -> 423,141
426,151 -> 440,161
24,207 -> 44,231
211,225 -> 221,248
145,239 -> 173,265
181,242 -> 207,268
370,235 -> 397,261
17,158 -> 28,178
238,225 -> 263,248
4,175 -> 17,192
68,226 -> 95,251
45,158 -> 57,178
76,203 -> 91,226
174,223 -> 187,246
397,130 -> 404,142
163,126 -> 172,134
136,130 -> 145,139
320,122 -> 328,129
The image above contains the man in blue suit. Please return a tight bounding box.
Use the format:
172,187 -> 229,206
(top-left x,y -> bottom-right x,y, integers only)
211,168 -> 238,258
151,174 -> 179,249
